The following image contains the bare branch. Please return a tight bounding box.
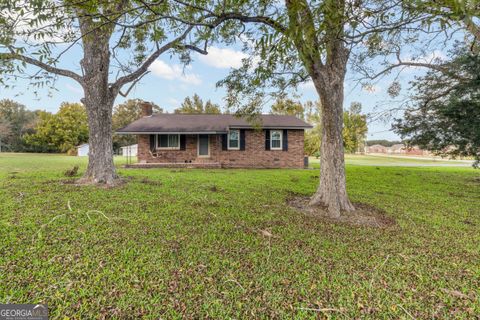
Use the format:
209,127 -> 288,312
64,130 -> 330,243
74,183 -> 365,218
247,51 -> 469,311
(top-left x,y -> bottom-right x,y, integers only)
365,50 -> 472,82
182,43 -> 208,55
0,51 -> 83,84
212,13 -> 287,35
119,71 -> 150,97
110,25 -> 195,94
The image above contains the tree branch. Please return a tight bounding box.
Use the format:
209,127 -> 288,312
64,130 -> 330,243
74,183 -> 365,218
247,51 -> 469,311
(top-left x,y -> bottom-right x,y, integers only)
212,13 -> 287,35
366,50 -> 471,82
181,43 -> 208,55
0,51 -> 83,84
464,16 -> 480,43
119,71 -> 151,97
110,25 -> 195,94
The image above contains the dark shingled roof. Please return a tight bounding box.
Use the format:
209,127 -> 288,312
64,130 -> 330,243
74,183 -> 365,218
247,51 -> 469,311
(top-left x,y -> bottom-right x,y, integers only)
116,114 -> 312,134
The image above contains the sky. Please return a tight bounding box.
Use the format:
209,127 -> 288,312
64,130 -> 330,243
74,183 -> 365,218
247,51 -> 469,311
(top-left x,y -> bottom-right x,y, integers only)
0,40 -> 445,141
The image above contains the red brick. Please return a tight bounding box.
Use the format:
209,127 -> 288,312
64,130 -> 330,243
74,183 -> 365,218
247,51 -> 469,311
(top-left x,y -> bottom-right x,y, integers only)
137,130 -> 305,168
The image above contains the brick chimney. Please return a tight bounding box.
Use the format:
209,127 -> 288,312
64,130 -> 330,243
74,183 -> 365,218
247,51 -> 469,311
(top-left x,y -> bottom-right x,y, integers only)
139,101 -> 153,117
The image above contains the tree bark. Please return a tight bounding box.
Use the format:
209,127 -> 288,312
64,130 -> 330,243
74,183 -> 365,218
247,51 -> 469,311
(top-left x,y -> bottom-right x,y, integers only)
79,24 -> 117,185
280,0 -> 355,217
308,60 -> 355,217
309,79 -> 355,216
83,97 -> 117,184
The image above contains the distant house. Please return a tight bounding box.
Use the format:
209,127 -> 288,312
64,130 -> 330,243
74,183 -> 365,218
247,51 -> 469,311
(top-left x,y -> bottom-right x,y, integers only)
121,144 -> 138,157
367,142 -> 429,156
389,144 -> 405,154
116,102 -> 312,168
404,145 -> 425,156
367,144 -> 387,154
76,143 -> 89,157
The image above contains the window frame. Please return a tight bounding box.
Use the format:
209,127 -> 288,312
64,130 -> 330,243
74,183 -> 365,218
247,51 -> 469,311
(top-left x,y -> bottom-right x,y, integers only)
270,130 -> 283,150
227,129 -> 240,150
156,134 -> 180,150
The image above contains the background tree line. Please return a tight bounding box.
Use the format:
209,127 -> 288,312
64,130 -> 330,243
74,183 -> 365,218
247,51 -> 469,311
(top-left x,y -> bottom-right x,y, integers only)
270,98 -> 368,156
0,98 -> 157,154
393,46 -> 480,167
0,99 -> 89,153
1,94 -> 367,156
0,99 -> 39,152
0,94 -> 223,154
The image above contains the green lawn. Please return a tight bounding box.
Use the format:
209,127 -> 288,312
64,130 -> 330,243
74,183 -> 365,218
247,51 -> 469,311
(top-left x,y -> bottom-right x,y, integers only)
311,154 -> 474,168
0,153 -> 479,318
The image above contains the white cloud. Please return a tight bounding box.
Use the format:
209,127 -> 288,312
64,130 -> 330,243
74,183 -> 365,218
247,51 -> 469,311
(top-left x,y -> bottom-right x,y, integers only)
299,81 -> 315,90
149,60 -> 201,85
198,47 -> 248,69
167,98 -> 180,106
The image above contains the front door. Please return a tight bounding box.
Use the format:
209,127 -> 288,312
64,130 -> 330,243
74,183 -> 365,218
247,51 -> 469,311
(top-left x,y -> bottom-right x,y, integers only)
198,134 -> 209,157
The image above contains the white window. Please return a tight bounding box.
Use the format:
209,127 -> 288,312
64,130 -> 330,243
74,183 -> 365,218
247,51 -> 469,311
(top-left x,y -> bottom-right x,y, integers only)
156,134 -> 180,149
228,130 -> 240,150
270,130 -> 282,150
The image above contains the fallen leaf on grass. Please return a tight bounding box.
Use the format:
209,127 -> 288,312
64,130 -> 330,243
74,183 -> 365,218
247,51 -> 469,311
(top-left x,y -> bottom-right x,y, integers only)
442,288 -> 470,299
260,229 -> 273,237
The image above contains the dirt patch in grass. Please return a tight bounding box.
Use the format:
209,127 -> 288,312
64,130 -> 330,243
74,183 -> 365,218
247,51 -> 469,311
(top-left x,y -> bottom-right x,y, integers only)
60,178 -> 78,185
69,177 -> 130,189
63,165 -> 79,177
469,177 -> 480,185
138,177 -> 162,186
209,185 -> 221,192
288,196 -> 397,228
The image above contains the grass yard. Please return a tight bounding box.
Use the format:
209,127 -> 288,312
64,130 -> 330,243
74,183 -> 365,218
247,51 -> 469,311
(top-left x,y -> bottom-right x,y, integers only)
311,155 -> 474,168
0,153 -> 479,318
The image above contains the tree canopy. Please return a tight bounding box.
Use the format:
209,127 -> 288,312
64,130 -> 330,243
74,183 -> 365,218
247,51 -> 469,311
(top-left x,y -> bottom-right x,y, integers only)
393,48 -> 480,167
174,94 -> 221,114
267,99 -> 367,156
303,101 -> 322,158
24,102 -> 88,153
113,99 -> 162,150
0,99 -> 38,151
343,102 -> 368,154
270,98 -> 305,120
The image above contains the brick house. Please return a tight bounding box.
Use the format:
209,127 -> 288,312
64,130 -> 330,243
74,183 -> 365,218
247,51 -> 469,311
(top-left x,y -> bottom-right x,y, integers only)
116,103 -> 312,168
366,144 -> 388,154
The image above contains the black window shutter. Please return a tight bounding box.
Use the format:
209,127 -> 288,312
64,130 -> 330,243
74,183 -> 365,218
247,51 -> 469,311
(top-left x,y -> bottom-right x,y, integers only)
180,134 -> 186,150
221,134 -> 228,150
265,129 -> 270,150
282,129 -> 288,151
240,129 -> 246,150
149,134 -> 156,151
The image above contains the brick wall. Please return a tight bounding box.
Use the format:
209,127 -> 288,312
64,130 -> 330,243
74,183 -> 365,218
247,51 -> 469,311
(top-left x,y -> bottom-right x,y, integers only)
137,129 -> 305,168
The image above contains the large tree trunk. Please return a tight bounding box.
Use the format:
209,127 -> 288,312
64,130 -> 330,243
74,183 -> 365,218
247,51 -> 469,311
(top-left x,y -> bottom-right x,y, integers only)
309,64 -> 355,217
83,98 -> 117,184
79,28 -> 117,185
